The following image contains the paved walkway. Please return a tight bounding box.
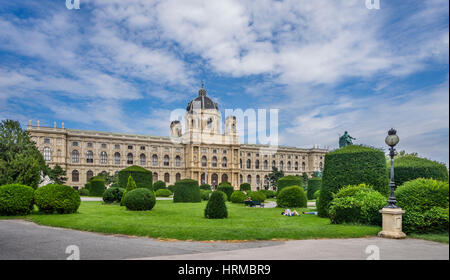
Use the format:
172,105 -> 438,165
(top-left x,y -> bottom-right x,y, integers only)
0,220 -> 447,260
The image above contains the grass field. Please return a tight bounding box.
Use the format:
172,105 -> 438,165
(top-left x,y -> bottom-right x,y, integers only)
409,233 -> 449,244
0,200 -> 381,241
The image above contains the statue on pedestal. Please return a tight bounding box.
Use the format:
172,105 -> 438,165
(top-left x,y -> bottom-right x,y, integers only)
339,131 -> 356,148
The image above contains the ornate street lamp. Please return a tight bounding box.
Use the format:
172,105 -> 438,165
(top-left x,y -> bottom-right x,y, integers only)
385,128 -> 400,208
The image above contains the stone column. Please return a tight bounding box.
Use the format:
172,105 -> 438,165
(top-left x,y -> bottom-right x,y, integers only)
378,208 -> 407,239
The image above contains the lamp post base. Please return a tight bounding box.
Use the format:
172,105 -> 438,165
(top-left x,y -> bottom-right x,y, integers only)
378,208 -> 406,239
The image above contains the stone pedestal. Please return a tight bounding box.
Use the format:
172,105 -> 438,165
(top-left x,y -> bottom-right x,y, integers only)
378,208 -> 406,239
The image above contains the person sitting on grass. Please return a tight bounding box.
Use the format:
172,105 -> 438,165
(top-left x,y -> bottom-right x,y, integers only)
302,211 -> 318,215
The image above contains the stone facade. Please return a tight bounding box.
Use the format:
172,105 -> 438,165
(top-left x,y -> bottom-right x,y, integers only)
27,87 -> 327,190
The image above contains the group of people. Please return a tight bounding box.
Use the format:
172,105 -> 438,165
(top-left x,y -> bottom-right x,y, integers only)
281,209 -> 318,217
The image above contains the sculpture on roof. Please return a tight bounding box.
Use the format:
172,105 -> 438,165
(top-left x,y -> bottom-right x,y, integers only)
339,131 -> 356,148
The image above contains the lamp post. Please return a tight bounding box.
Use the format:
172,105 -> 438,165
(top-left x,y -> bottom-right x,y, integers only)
385,128 -> 400,208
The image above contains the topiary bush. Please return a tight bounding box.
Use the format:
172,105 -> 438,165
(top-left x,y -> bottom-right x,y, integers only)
153,180 -> 166,191
173,179 -> 201,203
277,186 -> 307,208
260,189 -> 276,198
317,145 -> 389,217
34,184 -> 81,214
123,188 -> 156,211
155,188 -> 172,197
307,178 -> 321,200
168,185 -> 177,193
230,191 -> 247,203
120,175 -> 137,206
334,183 -> 374,199
118,165 -> 153,191
200,189 -> 212,201
102,187 -> 124,204
393,155 -> 449,187
88,178 -> 106,197
249,190 -> 266,202
78,188 -> 89,196
277,176 -> 303,193
204,191 -> 228,219
0,184 -> 35,215
200,184 -> 211,190
395,178 -> 449,233
239,183 -> 251,192
217,182 -> 234,201
314,190 -> 320,200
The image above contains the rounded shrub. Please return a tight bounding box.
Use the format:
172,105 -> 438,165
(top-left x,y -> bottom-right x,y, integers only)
118,165 -> 153,191
395,178 -> 449,233
239,183 -> 251,192
230,191 -> 247,203
249,190 -> 266,202
260,189 -> 276,198
0,184 -> 35,215
34,184 -> 81,214
200,184 -> 211,190
307,178 -> 321,200
200,189 -> 212,201
393,155 -> 449,187
314,190 -> 320,200
277,186 -> 307,208
334,184 -> 374,199
317,145 -> 389,217
102,187 -> 124,204
155,188 -> 172,197
168,185 -> 176,193
173,179 -> 201,203
153,180 -> 166,191
78,188 -> 89,196
204,191 -> 228,219
217,182 -> 234,201
123,188 -> 156,211
88,178 -> 106,197
277,176 -> 303,193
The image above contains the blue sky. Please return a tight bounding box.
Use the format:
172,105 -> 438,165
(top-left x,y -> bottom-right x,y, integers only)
0,0 -> 448,165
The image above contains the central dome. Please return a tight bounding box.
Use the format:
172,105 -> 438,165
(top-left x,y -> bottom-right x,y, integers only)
186,86 -> 218,112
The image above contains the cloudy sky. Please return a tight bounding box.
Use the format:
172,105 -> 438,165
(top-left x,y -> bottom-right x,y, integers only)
0,0 -> 448,165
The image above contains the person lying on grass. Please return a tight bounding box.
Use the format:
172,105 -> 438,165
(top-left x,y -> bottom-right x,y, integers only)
281,209 -> 300,216
302,211 -> 318,215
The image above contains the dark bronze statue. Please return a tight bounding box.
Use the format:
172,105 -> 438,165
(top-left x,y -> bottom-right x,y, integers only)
339,131 -> 355,148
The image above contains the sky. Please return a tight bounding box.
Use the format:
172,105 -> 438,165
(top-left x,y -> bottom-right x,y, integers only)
0,0 -> 448,165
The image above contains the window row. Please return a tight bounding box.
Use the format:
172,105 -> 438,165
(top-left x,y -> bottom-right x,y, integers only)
239,159 -> 307,171
71,150 -> 182,166
200,156 -> 228,167
152,172 -> 181,183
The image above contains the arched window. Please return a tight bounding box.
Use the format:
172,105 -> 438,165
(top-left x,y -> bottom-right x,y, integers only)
176,173 -> 181,182
43,147 -> 51,161
255,160 -> 260,169
72,170 -> 79,182
201,173 -> 207,184
221,174 -> 228,183
72,150 -> 79,163
152,154 -> 158,166
287,161 -> 291,170
86,170 -> 94,181
279,161 -> 284,170
240,174 -> 243,184
202,156 -> 207,167
295,162 -> 299,170
211,174 -> 218,187
175,155 -> 181,167
272,160 -> 276,168
246,159 -> 251,169
212,156 -> 217,167
264,160 -> 268,170
164,155 -> 170,166
222,157 -> 227,167
164,173 -> 170,183
302,162 -> 306,171
86,151 -> 93,163
100,152 -> 107,164
264,175 -> 269,188
256,175 -> 261,186
247,174 -> 252,184
239,159 -> 242,168
140,154 -> 146,166
114,152 -> 120,165
127,153 -> 133,164
153,172 -> 158,182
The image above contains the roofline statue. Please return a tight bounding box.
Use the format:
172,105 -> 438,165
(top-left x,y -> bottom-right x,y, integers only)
339,131 -> 356,148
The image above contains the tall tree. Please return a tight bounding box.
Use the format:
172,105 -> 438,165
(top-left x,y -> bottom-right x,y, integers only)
48,164 -> 67,185
268,167 -> 284,189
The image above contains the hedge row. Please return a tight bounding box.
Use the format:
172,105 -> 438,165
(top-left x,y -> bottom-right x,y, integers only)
393,155 -> 449,186
277,176 -> 302,193
118,165 -> 153,191
173,179 -> 201,203
307,178 -> 321,200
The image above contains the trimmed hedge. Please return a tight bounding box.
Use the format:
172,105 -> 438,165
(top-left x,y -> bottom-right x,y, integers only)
123,188 -> 156,211
103,187 -> 124,204
153,180 -> 167,191
395,178 -> 449,233
168,185 -> 177,193
277,186 -> 307,208
204,191 -> 228,219
34,184 -> 81,214
230,191 -> 247,203
260,189 -> 276,198
217,183 -> 234,201
334,184 -> 374,199
200,189 -> 212,201
200,184 -> 211,190
248,190 -> 266,202
277,176 -> 303,193
118,165 -> 153,191
317,145 -> 389,217
88,178 -> 106,197
0,184 -> 35,215
78,188 -> 89,196
239,183 -> 251,192
155,188 -> 172,197
173,179 -> 201,203
120,175 -> 138,206
393,155 -> 449,186
314,190 -> 320,200
307,178 -> 321,200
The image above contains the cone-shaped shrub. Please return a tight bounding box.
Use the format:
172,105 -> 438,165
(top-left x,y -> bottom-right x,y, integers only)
277,176 -> 303,193
0,184 -> 35,215
205,191 -> 228,219
123,188 -> 156,211
277,186 -> 307,208
173,179 -> 201,202
121,175 -> 137,206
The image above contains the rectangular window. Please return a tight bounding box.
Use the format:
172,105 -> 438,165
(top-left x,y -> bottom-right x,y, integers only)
44,138 -> 50,144
128,145 -> 133,150
140,146 -> 146,150
115,144 -> 120,149
72,141 -> 78,147
102,143 -> 107,148
87,142 -> 93,147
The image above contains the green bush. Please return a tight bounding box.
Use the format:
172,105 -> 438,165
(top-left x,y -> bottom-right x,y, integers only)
395,178 -> 449,233
120,175 -> 138,206
249,190 -> 266,202
88,178 -> 106,197
277,186 -> 307,208
78,188 -> 89,196
200,189 -> 212,201
334,184 -> 374,199
168,185 -> 177,193
200,184 -> 211,190
153,180 -> 166,191
318,145 -> 389,217
0,184 -> 35,215
239,183 -> 251,192
260,189 -> 276,198
173,179 -> 201,203
123,188 -> 156,211
102,187 -> 124,204
204,191 -> 228,219
217,183 -> 234,201
307,178 -> 321,200
230,191 -> 247,203
34,184 -> 81,214
314,190 -> 320,200
277,176 -> 303,193
329,190 -> 386,225
155,188 -> 172,197
118,165 -> 153,191
393,156 -> 449,187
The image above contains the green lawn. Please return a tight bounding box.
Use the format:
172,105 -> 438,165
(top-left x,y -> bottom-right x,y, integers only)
0,200 -> 381,241
409,233 -> 449,244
